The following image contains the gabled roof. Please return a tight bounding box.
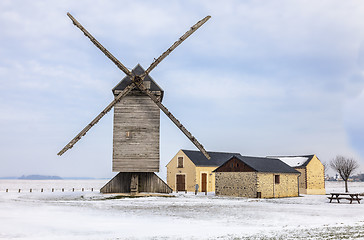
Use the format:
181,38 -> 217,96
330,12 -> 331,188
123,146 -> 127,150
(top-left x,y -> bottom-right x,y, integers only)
214,155 -> 300,174
112,64 -> 164,99
181,149 -> 241,167
267,155 -> 315,168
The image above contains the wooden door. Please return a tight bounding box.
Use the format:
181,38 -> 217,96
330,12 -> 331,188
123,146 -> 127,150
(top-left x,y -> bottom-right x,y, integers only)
176,174 -> 185,191
201,173 -> 207,192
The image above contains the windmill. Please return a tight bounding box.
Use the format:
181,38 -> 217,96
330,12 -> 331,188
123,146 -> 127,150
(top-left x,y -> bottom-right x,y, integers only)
58,13 -> 211,194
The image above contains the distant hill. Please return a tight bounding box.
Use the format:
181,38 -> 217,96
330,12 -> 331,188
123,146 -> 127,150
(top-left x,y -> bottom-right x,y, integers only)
18,175 -> 63,180
62,177 -> 103,180
0,177 -> 18,179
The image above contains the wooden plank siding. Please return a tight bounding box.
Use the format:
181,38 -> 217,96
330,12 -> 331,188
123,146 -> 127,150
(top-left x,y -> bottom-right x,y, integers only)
112,92 -> 161,172
214,157 -> 255,172
100,172 -> 172,193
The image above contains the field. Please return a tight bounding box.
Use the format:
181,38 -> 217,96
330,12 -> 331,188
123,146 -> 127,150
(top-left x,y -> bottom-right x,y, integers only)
0,180 -> 363,239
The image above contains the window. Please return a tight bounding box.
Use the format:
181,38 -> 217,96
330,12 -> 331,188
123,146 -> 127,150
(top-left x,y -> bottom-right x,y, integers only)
144,81 -> 151,89
126,131 -> 131,138
177,157 -> 183,168
275,175 -> 280,184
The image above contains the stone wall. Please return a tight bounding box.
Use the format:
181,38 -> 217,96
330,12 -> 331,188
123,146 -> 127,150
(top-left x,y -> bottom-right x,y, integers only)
295,168 -> 306,193
294,155 -> 325,195
256,173 -> 274,198
305,155 -> 326,194
258,173 -> 299,198
279,173 -> 299,197
215,172 -> 257,197
215,172 -> 299,198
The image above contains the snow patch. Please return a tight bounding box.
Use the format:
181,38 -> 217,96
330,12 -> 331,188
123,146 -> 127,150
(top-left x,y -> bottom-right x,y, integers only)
273,156 -> 310,167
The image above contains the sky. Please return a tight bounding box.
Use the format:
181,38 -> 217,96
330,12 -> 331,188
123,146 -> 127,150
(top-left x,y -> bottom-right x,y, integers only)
1,0 -> 364,179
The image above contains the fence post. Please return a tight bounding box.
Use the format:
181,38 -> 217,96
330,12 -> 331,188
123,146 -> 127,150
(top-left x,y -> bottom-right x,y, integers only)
18,189 -> 21,193
62,188 -> 64,192
82,188 -> 84,192
72,188 -> 74,192
30,189 -> 32,193
91,188 -> 93,192
52,188 -> 54,192
41,188 -> 43,192
6,189 -> 8,192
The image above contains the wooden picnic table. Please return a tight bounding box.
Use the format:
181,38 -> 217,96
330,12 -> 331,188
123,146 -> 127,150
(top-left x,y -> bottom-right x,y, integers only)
328,193 -> 362,204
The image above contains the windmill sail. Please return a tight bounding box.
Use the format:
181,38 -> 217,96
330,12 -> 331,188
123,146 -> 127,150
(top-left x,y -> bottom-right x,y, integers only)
58,84 -> 135,156
138,83 -> 210,160
59,13 -> 211,161
67,13 -> 132,77
142,16 -> 211,78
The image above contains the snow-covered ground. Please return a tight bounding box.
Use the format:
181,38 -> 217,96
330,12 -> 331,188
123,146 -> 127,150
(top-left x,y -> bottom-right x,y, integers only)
0,180 -> 363,240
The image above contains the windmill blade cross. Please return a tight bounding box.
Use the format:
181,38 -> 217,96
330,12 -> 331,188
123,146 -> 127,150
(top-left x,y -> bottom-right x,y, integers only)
67,12 -> 132,77
141,15 -> 211,78
137,83 -> 211,160
58,83 -> 136,156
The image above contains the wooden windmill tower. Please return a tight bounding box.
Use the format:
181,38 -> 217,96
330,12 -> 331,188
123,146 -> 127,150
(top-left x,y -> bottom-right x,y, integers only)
58,13 -> 211,194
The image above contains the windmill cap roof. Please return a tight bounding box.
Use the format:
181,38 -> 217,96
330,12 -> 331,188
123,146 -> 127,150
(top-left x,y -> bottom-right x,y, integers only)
112,64 -> 164,95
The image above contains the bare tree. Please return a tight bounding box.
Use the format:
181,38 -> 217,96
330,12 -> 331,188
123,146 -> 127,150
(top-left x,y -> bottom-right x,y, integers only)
330,155 -> 359,192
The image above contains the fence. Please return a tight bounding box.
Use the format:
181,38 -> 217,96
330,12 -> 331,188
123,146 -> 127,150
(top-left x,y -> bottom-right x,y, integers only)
2,187 -> 97,193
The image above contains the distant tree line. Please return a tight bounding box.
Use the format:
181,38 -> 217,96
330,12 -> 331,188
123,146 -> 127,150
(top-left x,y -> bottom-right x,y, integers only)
352,173 -> 364,182
18,175 -> 62,180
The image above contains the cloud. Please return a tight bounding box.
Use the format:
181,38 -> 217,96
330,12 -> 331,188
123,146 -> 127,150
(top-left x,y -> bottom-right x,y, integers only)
1,0 -> 364,178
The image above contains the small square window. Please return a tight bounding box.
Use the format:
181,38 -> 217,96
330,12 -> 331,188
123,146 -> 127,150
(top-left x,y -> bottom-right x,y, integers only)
177,157 -> 183,168
275,175 -> 280,184
144,81 -> 151,89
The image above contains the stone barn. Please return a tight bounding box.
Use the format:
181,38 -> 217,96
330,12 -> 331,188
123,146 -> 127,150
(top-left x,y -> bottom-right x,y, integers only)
214,155 -> 300,198
269,155 -> 325,195
166,149 -> 240,193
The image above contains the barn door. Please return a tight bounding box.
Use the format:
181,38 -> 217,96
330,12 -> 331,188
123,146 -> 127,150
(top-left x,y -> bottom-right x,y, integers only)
201,173 -> 207,192
176,174 -> 185,192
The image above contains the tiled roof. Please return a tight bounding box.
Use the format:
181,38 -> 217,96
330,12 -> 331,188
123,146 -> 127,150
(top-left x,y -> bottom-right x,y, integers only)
231,155 -> 300,173
182,150 -> 300,174
182,149 -> 241,167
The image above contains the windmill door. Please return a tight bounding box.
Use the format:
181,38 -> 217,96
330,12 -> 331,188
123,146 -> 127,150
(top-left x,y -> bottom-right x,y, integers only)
176,174 -> 185,191
201,173 -> 207,192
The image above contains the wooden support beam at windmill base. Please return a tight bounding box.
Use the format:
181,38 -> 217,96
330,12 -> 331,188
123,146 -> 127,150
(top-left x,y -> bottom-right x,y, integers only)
58,12 -> 211,194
